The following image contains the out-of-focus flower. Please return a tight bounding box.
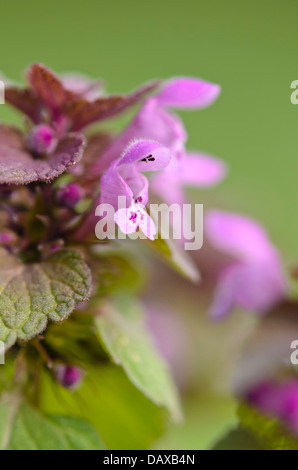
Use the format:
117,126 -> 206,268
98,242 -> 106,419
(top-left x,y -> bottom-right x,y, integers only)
0,230 -> 17,246
91,77 -> 226,205
57,183 -> 84,209
55,364 -> 83,391
100,139 -> 171,239
206,211 -> 286,319
246,380 -> 298,434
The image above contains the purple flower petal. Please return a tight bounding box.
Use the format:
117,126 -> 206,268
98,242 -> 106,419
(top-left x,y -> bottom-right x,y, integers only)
206,211 -> 286,319
89,97 -> 186,176
156,78 -> 221,109
209,262 -> 285,320
100,139 -> 171,209
182,152 -> 227,186
206,210 -> 279,262
151,152 -> 226,206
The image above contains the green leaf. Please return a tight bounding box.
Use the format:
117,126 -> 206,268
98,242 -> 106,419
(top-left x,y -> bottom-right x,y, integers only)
40,365 -> 165,450
237,403 -> 298,450
145,237 -> 200,283
93,250 -> 143,298
213,428 -> 261,450
0,400 -> 105,450
154,393 -> 237,450
0,248 -> 92,349
95,297 -> 182,422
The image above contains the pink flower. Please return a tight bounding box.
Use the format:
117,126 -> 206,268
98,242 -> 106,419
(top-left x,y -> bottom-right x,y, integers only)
57,183 -> 84,208
206,211 -> 286,319
100,140 -> 171,239
91,78 -> 226,205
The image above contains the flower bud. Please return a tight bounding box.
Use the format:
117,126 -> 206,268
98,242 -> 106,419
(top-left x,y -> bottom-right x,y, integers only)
57,183 -> 84,208
0,230 -> 17,246
28,125 -> 57,155
55,365 -> 82,390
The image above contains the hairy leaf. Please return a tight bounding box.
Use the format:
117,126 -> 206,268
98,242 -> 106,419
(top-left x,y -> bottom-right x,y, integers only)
96,297 -> 182,421
0,248 -> 92,348
5,87 -> 43,124
27,63 -> 76,113
0,400 -> 105,450
62,80 -> 160,131
7,64 -> 160,131
237,403 -> 298,450
213,427 -> 261,450
0,125 -> 85,185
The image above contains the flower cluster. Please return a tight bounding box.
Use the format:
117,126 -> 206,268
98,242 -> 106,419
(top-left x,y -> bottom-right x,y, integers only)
0,63 -> 287,323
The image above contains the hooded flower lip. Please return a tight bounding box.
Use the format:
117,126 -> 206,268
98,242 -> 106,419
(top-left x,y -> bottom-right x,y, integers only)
90,77 -> 225,201
100,140 -> 172,208
0,124 -> 85,185
100,139 -> 172,239
206,210 -> 286,320
5,63 -> 160,132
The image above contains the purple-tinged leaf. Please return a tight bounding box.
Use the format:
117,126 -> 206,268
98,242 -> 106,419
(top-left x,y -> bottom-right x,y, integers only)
0,125 -> 85,185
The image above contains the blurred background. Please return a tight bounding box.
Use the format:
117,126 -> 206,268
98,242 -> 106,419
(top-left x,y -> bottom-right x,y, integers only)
0,0 -> 297,450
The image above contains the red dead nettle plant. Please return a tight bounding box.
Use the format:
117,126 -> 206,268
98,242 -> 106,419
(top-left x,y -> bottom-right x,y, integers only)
0,64 -> 291,450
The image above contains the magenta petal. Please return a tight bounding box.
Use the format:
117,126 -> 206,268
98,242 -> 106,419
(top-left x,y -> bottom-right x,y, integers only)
156,78 -> 221,109
118,165 -> 149,206
100,139 -> 171,209
182,153 -> 227,187
91,101 -> 184,176
150,169 -> 186,206
210,262 -> 285,320
206,211 -> 279,262
100,161 -> 132,209
207,211 -> 286,319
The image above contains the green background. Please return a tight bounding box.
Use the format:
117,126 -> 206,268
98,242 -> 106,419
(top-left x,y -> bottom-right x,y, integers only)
0,0 -> 297,449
